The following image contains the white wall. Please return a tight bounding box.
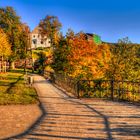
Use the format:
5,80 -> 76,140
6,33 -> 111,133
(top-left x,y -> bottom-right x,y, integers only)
31,33 -> 51,49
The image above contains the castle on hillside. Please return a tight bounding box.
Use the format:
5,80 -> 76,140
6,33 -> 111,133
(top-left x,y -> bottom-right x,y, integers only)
30,26 -> 51,49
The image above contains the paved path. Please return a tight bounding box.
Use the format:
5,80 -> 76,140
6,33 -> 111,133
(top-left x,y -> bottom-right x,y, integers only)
10,75 -> 140,140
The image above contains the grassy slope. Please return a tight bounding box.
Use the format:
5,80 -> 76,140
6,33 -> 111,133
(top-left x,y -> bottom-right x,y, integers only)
0,69 -> 38,105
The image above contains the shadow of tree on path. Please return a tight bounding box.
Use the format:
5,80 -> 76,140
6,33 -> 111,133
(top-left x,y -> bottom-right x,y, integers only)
4,80 -> 140,140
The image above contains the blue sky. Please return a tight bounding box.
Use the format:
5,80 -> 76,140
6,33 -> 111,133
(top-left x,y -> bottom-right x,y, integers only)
0,0 -> 140,43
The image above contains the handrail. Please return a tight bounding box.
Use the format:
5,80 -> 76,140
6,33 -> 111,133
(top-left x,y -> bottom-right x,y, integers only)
45,72 -> 140,103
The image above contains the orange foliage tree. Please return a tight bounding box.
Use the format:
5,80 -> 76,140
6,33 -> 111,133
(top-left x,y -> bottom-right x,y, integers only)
53,30 -> 111,80
66,32 -> 111,79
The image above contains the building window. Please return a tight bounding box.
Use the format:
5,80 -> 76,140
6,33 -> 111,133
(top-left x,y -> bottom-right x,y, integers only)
32,39 -> 37,44
41,41 -> 43,44
33,35 -> 35,38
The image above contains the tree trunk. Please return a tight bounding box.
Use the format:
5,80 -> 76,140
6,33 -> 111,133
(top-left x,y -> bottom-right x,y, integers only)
9,61 -> 15,70
4,61 -> 6,72
24,59 -> 27,73
31,51 -> 34,73
0,61 -> 1,72
2,56 -> 3,72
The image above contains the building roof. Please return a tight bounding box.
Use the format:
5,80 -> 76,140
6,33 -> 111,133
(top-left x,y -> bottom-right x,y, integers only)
86,33 -> 94,37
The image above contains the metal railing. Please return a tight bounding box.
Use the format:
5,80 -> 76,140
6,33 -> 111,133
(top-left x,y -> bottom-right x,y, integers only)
50,73 -> 140,103
52,73 -> 78,97
77,80 -> 140,102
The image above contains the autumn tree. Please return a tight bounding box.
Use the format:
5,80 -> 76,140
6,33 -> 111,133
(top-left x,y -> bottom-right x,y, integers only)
53,30 -> 111,80
135,45 -> 140,81
39,15 -> 62,48
20,23 -> 31,72
0,28 -> 11,72
0,6 -> 29,69
67,32 -> 111,79
106,37 -> 140,81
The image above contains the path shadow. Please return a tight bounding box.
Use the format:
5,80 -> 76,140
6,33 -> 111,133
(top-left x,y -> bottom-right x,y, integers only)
54,85 -> 140,140
6,75 -> 23,94
8,69 -> 25,74
4,79 -> 140,140
61,98 -> 113,140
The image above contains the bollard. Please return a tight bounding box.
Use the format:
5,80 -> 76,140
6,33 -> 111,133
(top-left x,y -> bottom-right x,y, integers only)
28,76 -> 33,86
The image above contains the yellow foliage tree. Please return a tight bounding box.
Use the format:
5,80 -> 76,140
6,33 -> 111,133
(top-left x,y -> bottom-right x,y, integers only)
0,28 -> 11,72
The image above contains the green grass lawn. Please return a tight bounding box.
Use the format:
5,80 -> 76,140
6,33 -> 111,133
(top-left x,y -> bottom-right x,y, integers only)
0,69 -> 38,105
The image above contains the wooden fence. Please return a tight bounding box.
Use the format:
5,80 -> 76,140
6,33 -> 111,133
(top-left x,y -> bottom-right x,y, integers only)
0,61 -> 9,72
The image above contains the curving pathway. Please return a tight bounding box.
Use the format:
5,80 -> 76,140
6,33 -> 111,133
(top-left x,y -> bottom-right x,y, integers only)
9,75 -> 140,140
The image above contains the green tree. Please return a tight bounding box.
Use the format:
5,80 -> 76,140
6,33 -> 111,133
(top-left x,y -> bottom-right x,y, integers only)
107,37 -> 139,81
52,35 -> 70,73
20,23 -> 31,72
39,15 -> 62,48
133,44 -> 140,80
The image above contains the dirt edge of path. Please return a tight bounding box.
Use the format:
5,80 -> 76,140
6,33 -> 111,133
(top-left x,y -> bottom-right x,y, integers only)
0,103 -> 43,139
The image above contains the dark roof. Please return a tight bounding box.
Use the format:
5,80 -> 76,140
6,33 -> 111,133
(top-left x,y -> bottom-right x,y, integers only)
86,33 -> 94,37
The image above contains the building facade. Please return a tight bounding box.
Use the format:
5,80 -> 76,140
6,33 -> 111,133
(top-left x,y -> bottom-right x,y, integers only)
85,33 -> 102,44
30,26 -> 51,49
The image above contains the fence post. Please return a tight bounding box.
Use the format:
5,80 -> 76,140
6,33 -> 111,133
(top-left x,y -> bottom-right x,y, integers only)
110,80 -> 114,100
0,61 -> 1,72
77,81 -> 80,98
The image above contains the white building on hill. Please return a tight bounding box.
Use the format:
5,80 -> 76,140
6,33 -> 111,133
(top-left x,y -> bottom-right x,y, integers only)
30,26 -> 51,49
